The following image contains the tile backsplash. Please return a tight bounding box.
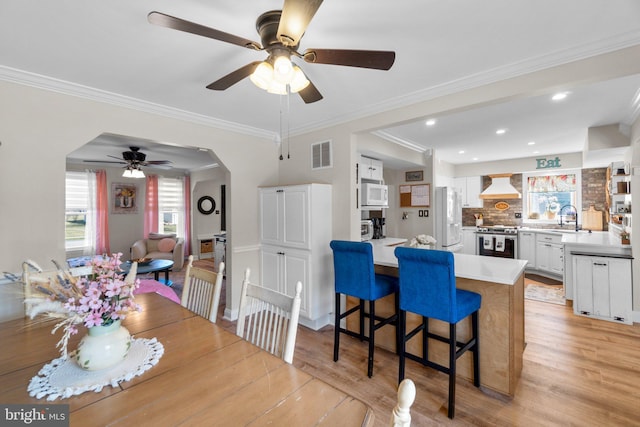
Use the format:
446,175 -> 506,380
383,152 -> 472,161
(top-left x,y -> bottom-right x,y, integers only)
462,168 -> 607,230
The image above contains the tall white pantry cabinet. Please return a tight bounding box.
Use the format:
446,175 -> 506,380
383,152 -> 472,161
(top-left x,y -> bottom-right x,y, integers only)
259,184 -> 333,330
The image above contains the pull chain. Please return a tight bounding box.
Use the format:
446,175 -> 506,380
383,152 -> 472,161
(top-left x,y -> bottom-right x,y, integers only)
279,93 -> 284,160
286,86 -> 291,159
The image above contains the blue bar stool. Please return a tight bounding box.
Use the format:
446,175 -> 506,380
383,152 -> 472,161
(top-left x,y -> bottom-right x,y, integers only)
394,247 -> 481,419
330,240 -> 400,378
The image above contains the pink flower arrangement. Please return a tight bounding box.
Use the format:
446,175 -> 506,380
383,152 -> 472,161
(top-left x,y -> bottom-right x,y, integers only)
65,254 -> 141,329
24,253 -> 141,357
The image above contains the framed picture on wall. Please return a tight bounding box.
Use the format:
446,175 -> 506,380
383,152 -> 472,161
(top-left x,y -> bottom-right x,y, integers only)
112,183 -> 138,214
405,170 -> 423,182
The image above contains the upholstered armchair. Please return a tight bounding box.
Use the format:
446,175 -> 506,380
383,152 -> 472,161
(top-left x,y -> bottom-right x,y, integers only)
131,234 -> 185,271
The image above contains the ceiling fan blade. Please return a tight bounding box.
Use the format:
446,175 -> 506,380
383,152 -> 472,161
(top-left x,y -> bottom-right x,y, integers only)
144,160 -> 173,165
206,61 -> 262,90
277,0 -> 323,46
148,11 -> 262,50
141,163 -> 173,170
84,160 -> 126,164
298,80 -> 323,104
303,49 -> 395,70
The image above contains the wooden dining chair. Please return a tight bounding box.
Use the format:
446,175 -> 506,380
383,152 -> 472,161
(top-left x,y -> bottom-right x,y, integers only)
236,268 -> 302,364
180,255 -> 225,323
389,378 -> 416,427
22,260 -> 58,315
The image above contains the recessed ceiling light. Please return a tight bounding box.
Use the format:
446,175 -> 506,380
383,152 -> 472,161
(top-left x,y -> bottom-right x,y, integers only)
458,150 -> 465,154
473,157 -> 479,161
425,118 -> 437,126
552,92 -> 568,101
528,141 -> 535,146
533,150 -> 540,154
496,129 -> 507,135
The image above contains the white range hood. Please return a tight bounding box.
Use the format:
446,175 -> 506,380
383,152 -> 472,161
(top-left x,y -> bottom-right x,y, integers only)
479,174 -> 521,199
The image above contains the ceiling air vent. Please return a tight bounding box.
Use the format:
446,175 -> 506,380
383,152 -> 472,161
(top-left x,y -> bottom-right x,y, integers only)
312,140 -> 332,169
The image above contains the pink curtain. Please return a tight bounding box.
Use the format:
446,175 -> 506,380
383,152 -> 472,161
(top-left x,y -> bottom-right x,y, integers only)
183,175 -> 191,257
95,170 -> 110,254
144,175 -> 159,238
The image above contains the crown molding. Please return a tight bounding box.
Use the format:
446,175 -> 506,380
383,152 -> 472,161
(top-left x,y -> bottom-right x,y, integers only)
0,65 -> 277,141
292,31 -> 640,136
3,29 -> 640,143
370,131 -> 425,153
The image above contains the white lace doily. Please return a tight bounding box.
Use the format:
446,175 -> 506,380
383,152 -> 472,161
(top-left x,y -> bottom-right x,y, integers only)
28,337 -> 164,401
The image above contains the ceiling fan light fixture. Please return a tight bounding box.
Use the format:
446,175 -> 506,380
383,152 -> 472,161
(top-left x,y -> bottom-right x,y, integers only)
289,65 -> 310,93
273,55 -> 294,84
249,61 -> 274,90
131,168 -> 145,179
252,58 -> 309,94
122,168 -> 134,178
266,79 -> 289,95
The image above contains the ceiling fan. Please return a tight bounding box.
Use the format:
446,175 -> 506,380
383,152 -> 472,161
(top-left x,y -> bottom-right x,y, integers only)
84,146 -> 173,170
148,0 -> 396,103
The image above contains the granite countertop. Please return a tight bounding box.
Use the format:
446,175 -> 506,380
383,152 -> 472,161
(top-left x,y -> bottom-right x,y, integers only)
369,238 -> 527,285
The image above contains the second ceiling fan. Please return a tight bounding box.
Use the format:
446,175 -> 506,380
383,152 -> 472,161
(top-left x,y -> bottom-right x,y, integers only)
148,0 -> 396,103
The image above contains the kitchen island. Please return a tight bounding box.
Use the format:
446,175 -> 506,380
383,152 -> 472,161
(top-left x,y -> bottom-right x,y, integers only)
349,238 -> 527,397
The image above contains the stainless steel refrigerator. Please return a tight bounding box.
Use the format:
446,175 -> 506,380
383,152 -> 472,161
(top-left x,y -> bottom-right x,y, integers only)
435,186 -> 463,252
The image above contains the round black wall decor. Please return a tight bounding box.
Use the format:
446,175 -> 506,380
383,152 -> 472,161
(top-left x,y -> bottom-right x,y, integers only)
197,196 -> 216,215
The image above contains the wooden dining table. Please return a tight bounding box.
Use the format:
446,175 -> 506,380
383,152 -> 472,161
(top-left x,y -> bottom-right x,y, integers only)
0,293 -> 374,426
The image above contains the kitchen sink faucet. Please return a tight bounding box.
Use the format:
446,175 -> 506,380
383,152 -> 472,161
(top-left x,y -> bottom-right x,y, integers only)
559,204 -> 579,231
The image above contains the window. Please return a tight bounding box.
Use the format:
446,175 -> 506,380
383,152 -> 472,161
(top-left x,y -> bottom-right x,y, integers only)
158,177 -> 184,237
523,170 -> 581,223
65,171 -> 91,250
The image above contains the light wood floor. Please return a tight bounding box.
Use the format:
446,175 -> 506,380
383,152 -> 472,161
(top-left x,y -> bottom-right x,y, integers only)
215,296 -> 640,426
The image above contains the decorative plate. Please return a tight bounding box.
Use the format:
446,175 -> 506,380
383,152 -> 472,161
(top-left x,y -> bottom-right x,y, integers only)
494,201 -> 510,211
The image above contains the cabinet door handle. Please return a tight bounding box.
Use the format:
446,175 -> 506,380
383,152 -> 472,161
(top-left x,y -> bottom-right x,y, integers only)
593,262 -> 607,266
278,251 -> 285,255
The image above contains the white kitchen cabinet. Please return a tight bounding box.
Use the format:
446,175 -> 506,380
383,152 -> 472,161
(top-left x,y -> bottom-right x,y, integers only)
518,231 -> 536,267
260,245 -> 311,319
259,184 -> 333,330
461,228 -> 477,255
549,244 -> 564,275
573,254 -> 632,324
535,232 -> 563,276
359,155 -> 384,182
453,176 -> 483,208
260,185 -> 310,249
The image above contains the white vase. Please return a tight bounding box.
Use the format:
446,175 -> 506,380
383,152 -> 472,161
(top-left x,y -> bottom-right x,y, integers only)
75,320 -> 131,371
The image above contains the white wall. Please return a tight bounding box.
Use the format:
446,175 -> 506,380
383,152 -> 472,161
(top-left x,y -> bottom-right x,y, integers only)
0,79 -> 278,319
278,126 -> 356,240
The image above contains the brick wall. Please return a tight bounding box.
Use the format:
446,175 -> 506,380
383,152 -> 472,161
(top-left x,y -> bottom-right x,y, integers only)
461,168 -> 607,230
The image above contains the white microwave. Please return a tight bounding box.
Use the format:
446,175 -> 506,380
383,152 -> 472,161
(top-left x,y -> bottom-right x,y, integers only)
361,183 -> 389,207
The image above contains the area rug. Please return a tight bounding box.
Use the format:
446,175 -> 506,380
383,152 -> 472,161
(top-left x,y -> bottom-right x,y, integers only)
525,284 -> 566,305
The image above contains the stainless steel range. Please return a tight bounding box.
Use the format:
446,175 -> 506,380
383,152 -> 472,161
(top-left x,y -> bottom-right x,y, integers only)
476,226 -> 518,258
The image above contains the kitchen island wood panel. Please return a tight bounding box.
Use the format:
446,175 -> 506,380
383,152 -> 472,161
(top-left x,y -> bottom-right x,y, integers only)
347,239 -> 526,397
